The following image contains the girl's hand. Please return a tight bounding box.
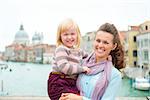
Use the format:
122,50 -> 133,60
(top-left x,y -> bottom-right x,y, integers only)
83,66 -> 91,74
59,93 -> 82,100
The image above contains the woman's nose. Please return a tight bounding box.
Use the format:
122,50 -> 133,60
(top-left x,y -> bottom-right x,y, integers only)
98,42 -> 103,47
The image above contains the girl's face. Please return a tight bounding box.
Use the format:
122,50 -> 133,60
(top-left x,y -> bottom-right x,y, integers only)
94,31 -> 117,62
61,27 -> 78,48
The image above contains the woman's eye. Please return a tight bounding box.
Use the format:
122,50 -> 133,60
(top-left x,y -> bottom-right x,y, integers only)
96,39 -> 101,43
103,41 -> 109,44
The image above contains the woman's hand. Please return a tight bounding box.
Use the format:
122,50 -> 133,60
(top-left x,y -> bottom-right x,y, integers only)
59,93 -> 82,100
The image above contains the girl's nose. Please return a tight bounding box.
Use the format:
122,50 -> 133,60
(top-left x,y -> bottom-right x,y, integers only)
67,34 -> 72,38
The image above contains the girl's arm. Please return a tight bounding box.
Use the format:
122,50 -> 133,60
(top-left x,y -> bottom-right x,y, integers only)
81,49 -> 88,59
55,46 -> 85,75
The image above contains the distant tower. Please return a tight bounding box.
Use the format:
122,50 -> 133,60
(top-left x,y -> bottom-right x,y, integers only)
14,24 -> 29,46
32,32 -> 44,45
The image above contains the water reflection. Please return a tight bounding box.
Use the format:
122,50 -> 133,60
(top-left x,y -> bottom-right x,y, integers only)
0,63 -> 9,96
0,61 -> 51,96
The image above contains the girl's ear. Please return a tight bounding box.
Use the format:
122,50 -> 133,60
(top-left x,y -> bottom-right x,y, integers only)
112,43 -> 117,50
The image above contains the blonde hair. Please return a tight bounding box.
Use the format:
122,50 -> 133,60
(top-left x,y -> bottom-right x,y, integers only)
56,18 -> 81,48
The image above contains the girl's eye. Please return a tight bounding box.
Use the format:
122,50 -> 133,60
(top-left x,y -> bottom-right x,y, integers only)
71,33 -> 75,35
63,33 -> 68,36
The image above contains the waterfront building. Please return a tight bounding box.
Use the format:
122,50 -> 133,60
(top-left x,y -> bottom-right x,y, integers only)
43,45 -> 56,64
4,24 -> 29,62
25,46 -> 35,63
4,24 -> 56,64
4,44 -> 18,61
4,44 -> 31,62
81,31 -> 96,53
33,44 -> 56,64
15,44 -> 27,62
126,26 -> 139,67
0,52 -> 3,60
136,21 -> 150,75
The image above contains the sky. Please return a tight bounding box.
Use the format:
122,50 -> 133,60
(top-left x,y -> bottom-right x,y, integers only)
0,0 -> 149,51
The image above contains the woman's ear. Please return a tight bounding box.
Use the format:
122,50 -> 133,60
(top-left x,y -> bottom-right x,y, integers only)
112,43 -> 117,50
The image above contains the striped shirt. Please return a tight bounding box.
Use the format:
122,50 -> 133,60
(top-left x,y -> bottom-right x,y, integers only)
52,45 -> 88,75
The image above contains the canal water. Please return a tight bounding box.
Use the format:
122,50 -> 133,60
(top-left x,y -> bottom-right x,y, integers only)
0,61 -> 150,96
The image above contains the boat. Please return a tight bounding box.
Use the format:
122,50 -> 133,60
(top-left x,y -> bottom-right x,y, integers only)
132,78 -> 150,90
146,96 -> 150,100
0,64 -> 8,70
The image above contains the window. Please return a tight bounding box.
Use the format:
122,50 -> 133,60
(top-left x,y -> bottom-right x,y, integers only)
145,25 -> 148,30
133,36 -> 136,42
87,36 -> 90,41
133,50 -> 137,57
149,39 -> 150,47
137,41 -> 140,47
144,39 -> 148,47
143,50 -> 149,61
134,61 -> 137,66
141,41 -> 143,48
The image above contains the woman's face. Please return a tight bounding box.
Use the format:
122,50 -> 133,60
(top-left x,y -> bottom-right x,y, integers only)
94,31 -> 116,62
61,27 -> 77,48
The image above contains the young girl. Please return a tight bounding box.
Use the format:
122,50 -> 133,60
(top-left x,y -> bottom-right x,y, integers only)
47,18 -> 90,100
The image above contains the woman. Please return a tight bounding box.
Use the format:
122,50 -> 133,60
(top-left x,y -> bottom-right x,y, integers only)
59,23 -> 125,100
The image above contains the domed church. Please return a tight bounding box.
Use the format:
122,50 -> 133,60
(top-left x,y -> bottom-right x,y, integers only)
14,24 -> 29,46
32,32 -> 43,45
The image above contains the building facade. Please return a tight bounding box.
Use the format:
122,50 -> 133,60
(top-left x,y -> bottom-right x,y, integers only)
81,31 -> 96,53
136,21 -> 150,69
4,24 -> 56,64
127,26 -> 139,67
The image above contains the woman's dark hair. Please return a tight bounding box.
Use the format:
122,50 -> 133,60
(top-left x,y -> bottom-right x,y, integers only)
97,23 -> 125,69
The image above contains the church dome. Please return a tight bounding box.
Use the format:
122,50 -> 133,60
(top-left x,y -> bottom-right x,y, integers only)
32,33 -> 41,41
32,32 -> 43,45
14,24 -> 29,45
